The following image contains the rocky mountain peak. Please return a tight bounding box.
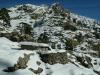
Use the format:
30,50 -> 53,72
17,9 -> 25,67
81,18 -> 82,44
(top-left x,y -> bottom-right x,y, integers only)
0,3 -> 100,75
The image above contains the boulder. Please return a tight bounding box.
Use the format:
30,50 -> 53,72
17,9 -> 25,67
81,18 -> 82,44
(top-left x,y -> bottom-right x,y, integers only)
40,52 -> 68,65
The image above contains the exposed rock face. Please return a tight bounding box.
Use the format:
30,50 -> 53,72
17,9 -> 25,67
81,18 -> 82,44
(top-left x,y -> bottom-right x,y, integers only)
0,32 -> 33,42
39,52 -> 68,65
36,61 -> 41,66
1,3 -> 100,75
0,8 -> 11,27
14,53 -> 30,70
28,60 -> 43,74
93,70 -> 100,75
3,51 -> 68,72
29,67 -> 43,74
76,55 -> 93,68
3,67 -> 16,72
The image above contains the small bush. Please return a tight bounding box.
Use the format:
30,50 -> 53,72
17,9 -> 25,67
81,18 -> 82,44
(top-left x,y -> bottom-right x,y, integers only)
92,43 -> 100,51
0,8 -> 11,27
38,32 -> 49,43
31,14 -> 40,20
65,39 -> 79,50
93,32 -> 100,39
73,18 -> 77,23
17,22 -> 33,35
75,33 -> 84,43
77,20 -> 82,26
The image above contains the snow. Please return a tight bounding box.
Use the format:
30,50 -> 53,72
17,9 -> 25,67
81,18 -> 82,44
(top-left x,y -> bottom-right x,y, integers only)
75,42 -> 89,51
70,12 -> 96,26
91,58 -> 100,72
47,63 -> 97,75
0,50 -> 46,75
19,42 -> 50,47
0,37 -> 20,50
0,37 -> 98,75
62,30 -> 76,39
27,53 -> 46,75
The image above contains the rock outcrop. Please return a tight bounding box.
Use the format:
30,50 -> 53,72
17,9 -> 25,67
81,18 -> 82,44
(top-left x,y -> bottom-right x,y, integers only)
40,52 -> 68,65
3,53 -> 34,72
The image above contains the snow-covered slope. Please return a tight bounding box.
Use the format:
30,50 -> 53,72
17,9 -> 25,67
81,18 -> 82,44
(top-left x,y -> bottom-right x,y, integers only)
0,37 -> 100,75
0,3 -> 100,75
0,37 -> 46,75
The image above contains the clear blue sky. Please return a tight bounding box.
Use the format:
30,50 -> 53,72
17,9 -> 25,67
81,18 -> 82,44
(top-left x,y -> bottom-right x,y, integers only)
0,0 -> 100,20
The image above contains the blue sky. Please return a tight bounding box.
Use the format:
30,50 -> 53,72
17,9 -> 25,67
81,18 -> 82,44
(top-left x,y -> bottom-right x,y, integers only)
0,0 -> 100,20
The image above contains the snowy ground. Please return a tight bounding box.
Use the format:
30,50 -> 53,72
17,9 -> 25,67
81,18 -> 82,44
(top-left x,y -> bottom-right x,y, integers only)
47,63 -> 97,75
0,3 -> 100,75
0,37 -> 46,75
0,37 -> 99,75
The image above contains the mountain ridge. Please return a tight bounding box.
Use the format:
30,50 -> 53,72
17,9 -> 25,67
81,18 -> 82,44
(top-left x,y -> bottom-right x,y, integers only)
0,3 -> 100,75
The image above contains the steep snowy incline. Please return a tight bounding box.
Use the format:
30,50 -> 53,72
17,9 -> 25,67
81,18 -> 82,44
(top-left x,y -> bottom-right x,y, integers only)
0,37 -> 46,75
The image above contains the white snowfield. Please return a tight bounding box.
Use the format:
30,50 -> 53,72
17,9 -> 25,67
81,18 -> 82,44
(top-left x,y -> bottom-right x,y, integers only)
0,37 -> 20,50
0,37 -> 46,75
49,63 -> 97,75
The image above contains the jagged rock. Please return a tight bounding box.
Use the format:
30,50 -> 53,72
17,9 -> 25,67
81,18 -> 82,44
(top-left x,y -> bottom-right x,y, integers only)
51,3 -> 65,16
3,67 -> 16,72
93,70 -> 100,75
0,8 -> 11,27
39,52 -> 68,65
14,53 -> 30,69
0,33 -> 11,39
76,56 -> 89,68
3,53 -> 31,72
0,32 -> 33,42
36,61 -> 41,66
85,56 -> 93,68
76,56 -> 93,68
29,67 -> 43,74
